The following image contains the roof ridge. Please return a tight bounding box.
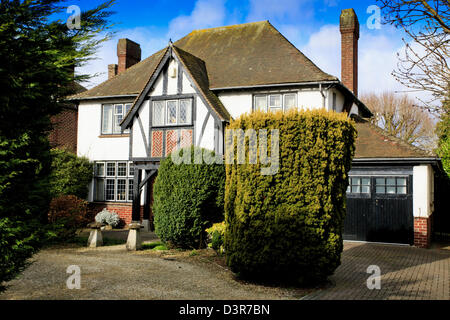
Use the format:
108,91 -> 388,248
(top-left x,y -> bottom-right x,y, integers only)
186,20 -> 269,35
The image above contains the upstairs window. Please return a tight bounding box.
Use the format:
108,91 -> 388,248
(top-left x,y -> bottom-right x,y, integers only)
254,93 -> 297,112
152,99 -> 192,126
102,103 -> 132,134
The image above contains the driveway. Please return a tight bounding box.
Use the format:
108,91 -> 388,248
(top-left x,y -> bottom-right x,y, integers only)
303,241 -> 450,300
1,238 -> 448,300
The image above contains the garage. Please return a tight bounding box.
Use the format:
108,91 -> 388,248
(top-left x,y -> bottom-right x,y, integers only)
344,171 -> 413,244
346,120 -> 440,247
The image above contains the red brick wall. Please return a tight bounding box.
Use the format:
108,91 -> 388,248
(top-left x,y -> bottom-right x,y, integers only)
88,202 -> 154,228
49,107 -> 78,153
414,217 -> 431,248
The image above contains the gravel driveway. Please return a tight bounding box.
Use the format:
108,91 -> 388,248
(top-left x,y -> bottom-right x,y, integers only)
0,244 -> 310,300
1,238 -> 448,300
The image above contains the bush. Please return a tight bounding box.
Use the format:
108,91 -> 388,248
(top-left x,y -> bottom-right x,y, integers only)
95,209 -> 120,228
0,218 -> 44,289
206,222 -> 225,254
153,146 -> 225,249
224,109 -> 356,284
47,195 -> 92,240
49,148 -> 93,199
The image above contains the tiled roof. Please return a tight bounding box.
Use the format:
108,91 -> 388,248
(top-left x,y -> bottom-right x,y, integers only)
69,21 -> 336,100
354,120 -> 433,159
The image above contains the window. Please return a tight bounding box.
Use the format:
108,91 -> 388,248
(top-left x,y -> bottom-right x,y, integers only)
101,103 -> 132,134
152,99 -> 192,126
347,177 -> 371,194
375,177 -> 407,194
94,161 -> 134,202
254,93 -> 297,112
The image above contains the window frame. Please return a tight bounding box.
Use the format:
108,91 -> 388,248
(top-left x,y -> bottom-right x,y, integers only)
347,176 -> 371,198
94,161 -> 134,202
253,92 -> 297,113
375,177 -> 408,195
152,98 -> 193,127
101,103 -> 132,135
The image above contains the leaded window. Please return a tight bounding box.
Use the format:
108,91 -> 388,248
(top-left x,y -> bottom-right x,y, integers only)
152,99 -> 192,126
94,161 -> 134,202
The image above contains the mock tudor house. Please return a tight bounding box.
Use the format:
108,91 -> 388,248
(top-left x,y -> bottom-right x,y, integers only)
67,9 -> 443,248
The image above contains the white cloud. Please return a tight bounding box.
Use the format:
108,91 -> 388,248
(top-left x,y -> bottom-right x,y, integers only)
300,24 -> 434,104
166,0 -> 226,41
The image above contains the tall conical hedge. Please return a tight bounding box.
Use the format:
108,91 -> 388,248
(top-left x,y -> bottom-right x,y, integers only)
224,109 -> 356,284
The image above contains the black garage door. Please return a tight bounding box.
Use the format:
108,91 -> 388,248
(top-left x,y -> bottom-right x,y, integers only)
343,175 -> 413,244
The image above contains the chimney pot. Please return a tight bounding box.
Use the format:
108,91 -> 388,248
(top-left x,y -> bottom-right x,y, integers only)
117,38 -> 141,74
340,8 -> 359,97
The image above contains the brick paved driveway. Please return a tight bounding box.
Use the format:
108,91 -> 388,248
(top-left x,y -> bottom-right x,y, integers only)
303,241 -> 450,300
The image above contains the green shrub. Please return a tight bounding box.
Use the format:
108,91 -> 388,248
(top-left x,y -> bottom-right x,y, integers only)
224,109 -> 356,284
0,218 -> 44,290
153,146 -> 225,249
206,222 -> 225,254
49,148 -> 93,199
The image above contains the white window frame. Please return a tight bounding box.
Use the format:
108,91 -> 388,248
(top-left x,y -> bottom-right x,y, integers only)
101,103 -> 132,135
253,93 -> 297,113
94,161 -> 134,202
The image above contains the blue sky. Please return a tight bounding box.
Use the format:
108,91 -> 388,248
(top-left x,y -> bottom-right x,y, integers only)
67,0 -> 430,103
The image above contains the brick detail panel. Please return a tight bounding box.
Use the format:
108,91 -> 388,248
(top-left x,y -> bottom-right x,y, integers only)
180,129 -> 193,148
151,130 -> 163,158
166,130 -> 178,156
414,217 -> 431,248
49,108 -> 78,153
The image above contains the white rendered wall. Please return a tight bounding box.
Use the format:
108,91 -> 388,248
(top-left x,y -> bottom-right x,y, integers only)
77,101 -> 130,161
131,101 -> 150,158
195,95 -> 216,150
413,165 -> 434,218
218,92 -> 253,119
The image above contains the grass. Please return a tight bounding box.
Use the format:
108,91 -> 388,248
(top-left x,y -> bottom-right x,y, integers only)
142,241 -> 168,251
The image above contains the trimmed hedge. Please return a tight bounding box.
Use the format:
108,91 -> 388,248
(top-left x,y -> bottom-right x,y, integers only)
224,109 -> 356,284
153,146 -> 225,249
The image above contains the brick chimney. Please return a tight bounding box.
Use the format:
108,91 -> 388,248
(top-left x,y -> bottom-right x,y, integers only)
117,38 -> 141,75
340,8 -> 359,97
108,64 -> 118,79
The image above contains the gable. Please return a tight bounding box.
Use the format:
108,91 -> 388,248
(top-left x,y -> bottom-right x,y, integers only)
121,45 -> 230,129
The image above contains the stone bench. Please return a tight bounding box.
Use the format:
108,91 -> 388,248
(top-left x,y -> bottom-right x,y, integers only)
87,222 -> 105,248
126,223 -> 144,251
